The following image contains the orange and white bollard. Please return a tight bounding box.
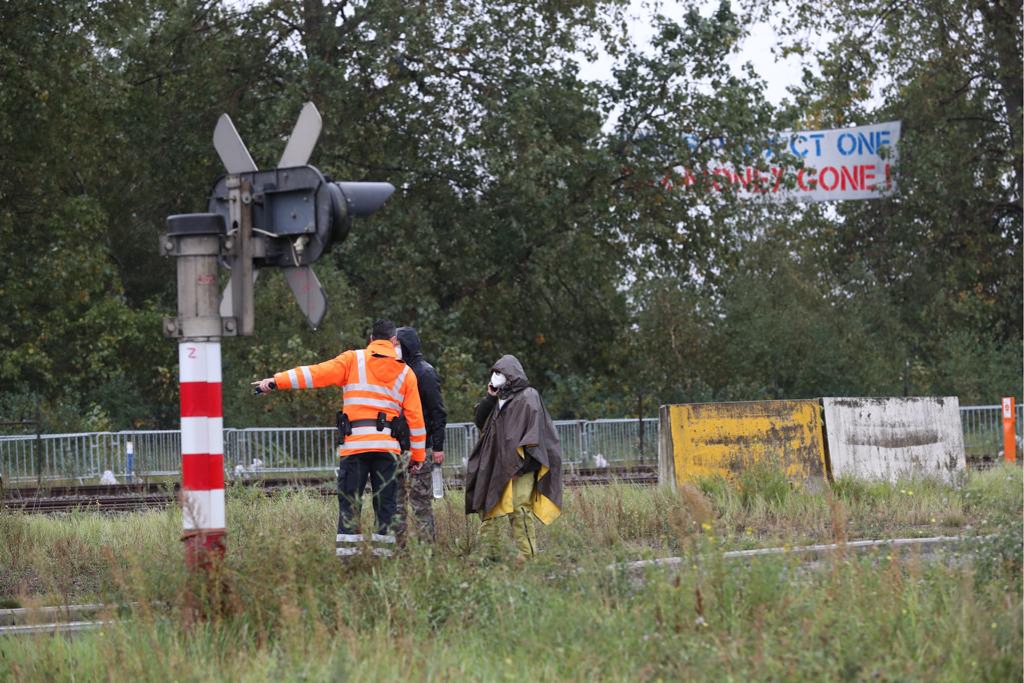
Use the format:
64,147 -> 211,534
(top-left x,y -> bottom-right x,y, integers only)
1002,397 -> 1016,463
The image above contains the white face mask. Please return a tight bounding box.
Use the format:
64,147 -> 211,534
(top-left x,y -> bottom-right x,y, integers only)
490,372 -> 506,388
393,343 -> 403,360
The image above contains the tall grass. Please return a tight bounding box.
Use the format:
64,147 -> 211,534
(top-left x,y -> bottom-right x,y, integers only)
1,465 -> 1020,681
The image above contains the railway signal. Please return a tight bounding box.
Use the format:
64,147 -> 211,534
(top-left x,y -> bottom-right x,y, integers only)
209,101 -> 394,331
159,102 -> 394,569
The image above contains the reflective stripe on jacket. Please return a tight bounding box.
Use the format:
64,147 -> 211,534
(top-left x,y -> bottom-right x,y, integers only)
273,340 -> 427,461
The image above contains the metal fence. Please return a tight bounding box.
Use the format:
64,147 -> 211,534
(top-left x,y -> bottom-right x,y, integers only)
585,418 -> 660,465
0,407 -> 1019,484
227,427 -> 335,473
0,430 -> 181,483
960,404 -> 1023,461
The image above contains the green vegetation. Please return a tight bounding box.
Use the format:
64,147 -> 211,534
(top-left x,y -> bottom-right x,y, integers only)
1,0 -> 1019,430
1,466 -> 1020,680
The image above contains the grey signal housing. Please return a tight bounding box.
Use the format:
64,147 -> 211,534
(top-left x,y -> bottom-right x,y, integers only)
333,182 -> 395,217
325,181 -> 395,247
207,166 -> 394,269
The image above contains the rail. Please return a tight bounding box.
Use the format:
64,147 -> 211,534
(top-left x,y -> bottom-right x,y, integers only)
0,407 -> 1017,484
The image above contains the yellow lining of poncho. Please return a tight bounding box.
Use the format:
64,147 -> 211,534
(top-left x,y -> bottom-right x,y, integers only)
484,447 -> 561,525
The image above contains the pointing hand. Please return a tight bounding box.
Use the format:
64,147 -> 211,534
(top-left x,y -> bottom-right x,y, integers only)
252,378 -> 276,394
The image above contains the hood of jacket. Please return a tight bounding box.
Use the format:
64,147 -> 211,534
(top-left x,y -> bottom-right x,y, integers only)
396,327 -> 423,363
365,339 -> 407,383
492,354 -> 528,398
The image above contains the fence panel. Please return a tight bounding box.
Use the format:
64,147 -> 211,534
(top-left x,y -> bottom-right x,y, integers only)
41,433 -> 89,481
12,432 -> 127,482
109,431 -> 182,477
230,427 -> 336,473
960,404 -> 1023,460
553,421 -> 585,465
0,435 -> 35,481
584,418 -> 659,466
443,423 -> 477,473
1,406 -> 1019,484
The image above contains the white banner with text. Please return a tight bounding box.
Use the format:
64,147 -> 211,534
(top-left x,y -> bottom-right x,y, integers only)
667,121 -> 901,202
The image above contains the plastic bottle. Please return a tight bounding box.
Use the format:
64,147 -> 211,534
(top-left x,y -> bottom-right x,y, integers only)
431,463 -> 444,499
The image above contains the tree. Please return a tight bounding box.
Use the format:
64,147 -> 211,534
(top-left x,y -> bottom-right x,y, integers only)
10,0 -> 1011,431
741,0 -> 1022,402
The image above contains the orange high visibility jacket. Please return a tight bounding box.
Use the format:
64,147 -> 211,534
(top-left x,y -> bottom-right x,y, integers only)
273,340 -> 427,461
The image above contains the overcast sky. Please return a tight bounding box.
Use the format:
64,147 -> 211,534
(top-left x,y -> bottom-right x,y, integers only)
575,0 -> 816,107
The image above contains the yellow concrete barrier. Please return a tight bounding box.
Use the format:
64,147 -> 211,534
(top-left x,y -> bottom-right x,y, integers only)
659,400 -> 829,488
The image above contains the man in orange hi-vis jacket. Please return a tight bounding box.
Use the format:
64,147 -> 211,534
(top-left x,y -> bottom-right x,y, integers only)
253,319 -> 427,559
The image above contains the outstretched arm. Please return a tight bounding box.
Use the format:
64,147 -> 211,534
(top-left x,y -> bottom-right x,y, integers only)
253,351 -> 353,393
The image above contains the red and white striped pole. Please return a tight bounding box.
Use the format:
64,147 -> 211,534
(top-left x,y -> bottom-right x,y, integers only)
161,212 -> 231,570
180,341 -> 225,563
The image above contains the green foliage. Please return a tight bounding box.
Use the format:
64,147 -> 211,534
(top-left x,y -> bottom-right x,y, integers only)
1,479 -> 1021,680
743,0 -> 1022,401
962,463 -> 1024,513
735,459 -> 791,510
963,465 -> 1024,590
0,0 -> 1018,429
695,474 -> 733,503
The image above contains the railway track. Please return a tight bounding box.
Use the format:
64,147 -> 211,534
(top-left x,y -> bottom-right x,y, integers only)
0,466 -> 659,514
0,534 -> 981,638
0,604 -> 112,637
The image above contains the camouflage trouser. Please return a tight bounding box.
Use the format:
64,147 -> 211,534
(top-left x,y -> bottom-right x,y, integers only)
479,474 -> 538,561
394,454 -> 436,544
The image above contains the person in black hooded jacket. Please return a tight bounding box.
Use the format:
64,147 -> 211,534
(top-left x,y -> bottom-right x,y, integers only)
394,326 -> 447,542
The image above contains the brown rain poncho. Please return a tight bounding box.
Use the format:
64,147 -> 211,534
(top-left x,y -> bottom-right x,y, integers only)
464,355 -> 562,524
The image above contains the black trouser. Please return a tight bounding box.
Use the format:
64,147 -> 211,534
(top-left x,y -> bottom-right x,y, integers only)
336,451 -> 399,535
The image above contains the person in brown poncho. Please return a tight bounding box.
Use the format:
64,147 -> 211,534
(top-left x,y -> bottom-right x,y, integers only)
465,355 -> 562,560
